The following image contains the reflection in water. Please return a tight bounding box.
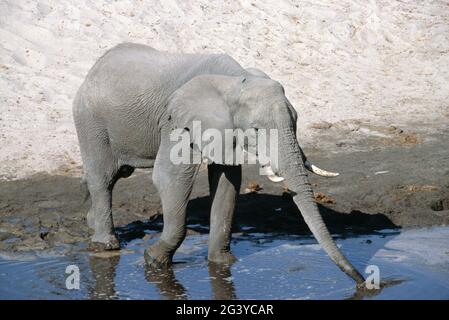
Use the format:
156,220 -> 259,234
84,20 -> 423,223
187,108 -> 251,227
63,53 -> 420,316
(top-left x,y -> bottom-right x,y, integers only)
88,253 -> 120,300
143,262 -> 237,299
144,265 -> 188,300
87,251 -> 401,300
208,262 -> 236,300
87,251 -> 238,299
2,227 -> 449,299
347,278 -> 406,300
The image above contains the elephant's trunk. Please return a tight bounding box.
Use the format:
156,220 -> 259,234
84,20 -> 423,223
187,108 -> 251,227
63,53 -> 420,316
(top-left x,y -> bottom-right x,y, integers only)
275,118 -> 365,285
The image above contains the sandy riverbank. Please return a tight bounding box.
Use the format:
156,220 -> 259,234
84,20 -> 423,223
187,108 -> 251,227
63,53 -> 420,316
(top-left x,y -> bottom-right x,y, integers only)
1,0 -> 448,180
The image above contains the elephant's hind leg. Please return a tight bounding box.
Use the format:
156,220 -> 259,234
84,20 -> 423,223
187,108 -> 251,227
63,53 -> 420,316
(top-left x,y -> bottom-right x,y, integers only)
80,136 -> 121,250
207,164 -> 241,264
87,163 -> 135,250
86,166 -> 121,251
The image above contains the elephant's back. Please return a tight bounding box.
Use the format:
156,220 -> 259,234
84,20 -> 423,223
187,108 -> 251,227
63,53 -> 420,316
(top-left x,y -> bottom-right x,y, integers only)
74,43 -> 245,163
75,43 -> 206,163
83,43 -> 198,109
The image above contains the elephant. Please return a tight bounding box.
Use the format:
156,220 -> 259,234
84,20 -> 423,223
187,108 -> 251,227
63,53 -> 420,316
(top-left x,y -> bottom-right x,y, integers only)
73,43 -> 364,285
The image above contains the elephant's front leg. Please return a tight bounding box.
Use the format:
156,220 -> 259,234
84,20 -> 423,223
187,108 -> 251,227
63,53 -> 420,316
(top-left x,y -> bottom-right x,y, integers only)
207,164 -> 241,264
144,140 -> 200,268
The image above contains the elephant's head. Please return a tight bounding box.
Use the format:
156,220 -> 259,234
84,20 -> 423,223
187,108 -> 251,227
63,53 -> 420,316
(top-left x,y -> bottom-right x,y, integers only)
165,73 -> 365,285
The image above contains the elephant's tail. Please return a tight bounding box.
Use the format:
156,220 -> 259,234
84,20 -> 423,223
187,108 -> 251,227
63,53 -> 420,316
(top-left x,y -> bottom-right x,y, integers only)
80,175 -> 90,203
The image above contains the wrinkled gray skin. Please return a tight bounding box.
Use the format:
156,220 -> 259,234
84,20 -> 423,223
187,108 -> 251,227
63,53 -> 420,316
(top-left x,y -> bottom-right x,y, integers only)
73,43 -> 364,285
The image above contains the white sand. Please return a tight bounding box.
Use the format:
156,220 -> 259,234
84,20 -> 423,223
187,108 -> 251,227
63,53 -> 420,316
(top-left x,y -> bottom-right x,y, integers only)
1,0 -> 448,180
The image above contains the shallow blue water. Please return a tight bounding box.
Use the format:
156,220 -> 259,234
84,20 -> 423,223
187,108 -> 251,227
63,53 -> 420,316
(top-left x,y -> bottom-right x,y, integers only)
1,227 -> 449,299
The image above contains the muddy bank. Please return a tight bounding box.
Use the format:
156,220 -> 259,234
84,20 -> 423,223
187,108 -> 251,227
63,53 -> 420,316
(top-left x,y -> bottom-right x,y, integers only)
0,130 -> 448,252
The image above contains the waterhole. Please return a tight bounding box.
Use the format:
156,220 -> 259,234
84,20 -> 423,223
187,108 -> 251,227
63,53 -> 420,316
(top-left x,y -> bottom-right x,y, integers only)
1,227 -> 449,299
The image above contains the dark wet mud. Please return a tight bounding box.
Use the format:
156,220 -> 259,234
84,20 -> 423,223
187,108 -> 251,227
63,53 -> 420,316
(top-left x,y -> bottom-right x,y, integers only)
1,131 -> 448,251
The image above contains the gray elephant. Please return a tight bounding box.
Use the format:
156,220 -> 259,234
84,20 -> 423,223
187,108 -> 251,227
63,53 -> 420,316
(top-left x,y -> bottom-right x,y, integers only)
73,43 -> 364,285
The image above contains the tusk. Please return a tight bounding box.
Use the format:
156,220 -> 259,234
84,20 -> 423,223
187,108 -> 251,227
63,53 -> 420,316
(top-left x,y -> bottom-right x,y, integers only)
260,165 -> 285,182
267,174 -> 285,182
304,160 -> 339,177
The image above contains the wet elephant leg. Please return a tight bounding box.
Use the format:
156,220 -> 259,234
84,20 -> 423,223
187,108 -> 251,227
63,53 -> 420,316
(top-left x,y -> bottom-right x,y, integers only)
144,142 -> 199,268
207,164 -> 241,264
88,186 -> 118,249
78,124 -> 120,250
86,161 -> 120,251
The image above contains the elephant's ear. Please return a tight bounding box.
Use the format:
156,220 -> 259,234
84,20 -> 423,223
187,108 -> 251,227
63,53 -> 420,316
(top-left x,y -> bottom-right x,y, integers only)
164,75 -> 243,165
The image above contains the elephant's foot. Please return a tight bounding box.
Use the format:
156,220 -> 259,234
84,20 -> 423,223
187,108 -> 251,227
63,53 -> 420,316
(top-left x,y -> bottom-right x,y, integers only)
89,233 -> 120,251
144,240 -> 174,269
208,251 -> 237,265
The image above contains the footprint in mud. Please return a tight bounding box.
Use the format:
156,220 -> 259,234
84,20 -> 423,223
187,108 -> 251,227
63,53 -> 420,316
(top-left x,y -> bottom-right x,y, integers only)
430,198 -> 449,212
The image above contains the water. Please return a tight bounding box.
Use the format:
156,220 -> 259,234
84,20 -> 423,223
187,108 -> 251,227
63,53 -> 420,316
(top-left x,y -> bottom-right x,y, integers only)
1,227 -> 449,299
